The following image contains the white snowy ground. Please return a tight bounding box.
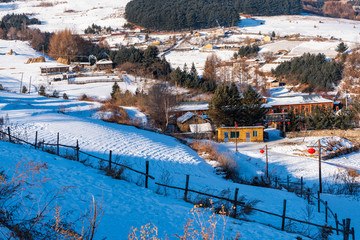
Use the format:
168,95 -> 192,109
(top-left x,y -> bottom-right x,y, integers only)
0,39 -> 152,100
0,90 -> 350,239
0,0 -> 130,33
239,14 -> 360,42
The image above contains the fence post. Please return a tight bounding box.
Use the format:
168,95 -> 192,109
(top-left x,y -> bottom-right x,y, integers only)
343,219 -> 351,240
57,132 -> 59,155
335,213 -> 339,235
307,188 -> 311,204
76,140 -> 79,161
233,188 -> 239,218
300,176 -> 303,198
7,127 -> 11,143
351,227 -> 355,240
145,161 -> 149,189
287,175 -> 289,189
275,177 -> 278,188
184,174 -> 190,201
34,131 -> 38,149
281,199 -> 287,231
317,191 -> 320,213
109,150 -> 112,170
325,201 -> 328,223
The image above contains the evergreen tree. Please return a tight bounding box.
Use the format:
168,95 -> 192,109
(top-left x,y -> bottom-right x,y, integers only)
111,82 -> 120,100
336,42 -> 349,54
240,85 -> 267,126
38,85 -> 45,96
63,93 -> 69,100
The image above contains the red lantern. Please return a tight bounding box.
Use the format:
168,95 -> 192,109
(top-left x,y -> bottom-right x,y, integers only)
269,122 -> 272,126
235,124 -> 238,128
278,122 -> 281,125
260,149 -> 265,154
308,148 -> 316,155
287,122 -> 290,125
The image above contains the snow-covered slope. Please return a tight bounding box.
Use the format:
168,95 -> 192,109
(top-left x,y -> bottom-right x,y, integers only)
0,90 -> 354,239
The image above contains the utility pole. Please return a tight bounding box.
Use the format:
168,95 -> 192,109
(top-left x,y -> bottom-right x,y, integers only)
318,139 -> 322,193
265,144 -> 269,178
28,77 -> 31,94
19,73 -> 23,93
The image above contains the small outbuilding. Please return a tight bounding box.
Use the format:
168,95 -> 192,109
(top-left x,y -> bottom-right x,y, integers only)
217,126 -> 265,143
177,112 -> 211,133
95,59 -> 113,70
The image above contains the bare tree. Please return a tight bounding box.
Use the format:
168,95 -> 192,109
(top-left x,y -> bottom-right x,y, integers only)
145,83 -> 177,132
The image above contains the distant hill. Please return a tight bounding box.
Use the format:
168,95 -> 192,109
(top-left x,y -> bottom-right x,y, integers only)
125,0 -> 302,31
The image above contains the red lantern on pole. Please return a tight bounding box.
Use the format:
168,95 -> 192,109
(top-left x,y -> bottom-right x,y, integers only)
278,122 -> 281,125
308,148 -> 315,156
269,122 -> 272,126
260,149 -> 265,154
235,124 -> 238,128
287,121 -> 290,125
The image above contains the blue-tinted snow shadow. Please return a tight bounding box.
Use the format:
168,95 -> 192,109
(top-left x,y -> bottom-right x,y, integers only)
0,4 -> 17,11
238,18 -> 265,28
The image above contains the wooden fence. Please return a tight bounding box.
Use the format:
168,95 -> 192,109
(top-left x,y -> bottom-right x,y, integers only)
0,127 -> 355,240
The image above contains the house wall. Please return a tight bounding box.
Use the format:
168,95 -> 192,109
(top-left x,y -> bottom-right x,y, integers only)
218,127 -> 264,142
177,116 -> 208,132
269,103 -> 333,114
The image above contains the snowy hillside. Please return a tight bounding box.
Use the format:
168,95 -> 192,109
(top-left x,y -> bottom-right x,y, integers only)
0,90 -> 357,239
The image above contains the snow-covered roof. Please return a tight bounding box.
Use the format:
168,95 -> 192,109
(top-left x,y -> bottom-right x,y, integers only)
174,101 -> 209,112
96,59 -> 113,65
177,112 -> 195,124
39,62 -> 69,68
189,123 -> 212,133
265,94 -> 333,107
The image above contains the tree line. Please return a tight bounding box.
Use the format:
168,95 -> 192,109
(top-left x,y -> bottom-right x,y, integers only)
125,0 -> 302,31
125,0 -> 239,31
272,53 -> 344,92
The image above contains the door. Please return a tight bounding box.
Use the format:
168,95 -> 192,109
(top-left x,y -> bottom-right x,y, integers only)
246,132 -> 251,142
224,132 -> 229,143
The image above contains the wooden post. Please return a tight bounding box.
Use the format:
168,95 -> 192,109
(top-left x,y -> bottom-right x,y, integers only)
281,199 -> 287,231
76,140 -> 79,161
287,175 -> 290,189
19,72 -> 23,93
335,213 -> 339,235
145,161 -> 149,189
28,77 -> 31,94
318,139 -> 322,193
351,227 -> 355,240
275,177 -> 278,188
184,174 -> 190,201
7,127 -> 11,143
325,201 -> 328,223
233,188 -> 239,218
265,144 -> 269,178
300,177 -> 303,198
346,219 -> 351,240
317,191 -> 320,213
57,132 -> 59,155
109,150 -> 112,170
34,131 -> 38,149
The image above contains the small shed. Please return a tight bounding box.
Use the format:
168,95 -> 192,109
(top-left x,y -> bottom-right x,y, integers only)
177,112 -> 211,133
263,35 -> 272,42
96,59 -> 113,70
218,126 -> 265,143
40,63 -> 69,75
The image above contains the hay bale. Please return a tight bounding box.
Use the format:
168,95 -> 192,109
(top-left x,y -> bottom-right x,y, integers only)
26,56 -> 46,64
57,58 -> 69,65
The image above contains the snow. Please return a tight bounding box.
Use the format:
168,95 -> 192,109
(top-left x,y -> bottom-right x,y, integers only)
0,90 -> 347,239
177,112 -> 196,124
174,101 -> 209,112
189,123 -> 212,133
265,94 -> 334,107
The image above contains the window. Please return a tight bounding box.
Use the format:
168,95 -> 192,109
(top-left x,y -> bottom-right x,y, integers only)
230,131 -> 239,139
253,131 -> 258,137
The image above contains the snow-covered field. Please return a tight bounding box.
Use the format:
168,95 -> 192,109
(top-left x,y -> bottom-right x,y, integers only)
0,0 -> 130,33
0,90 -> 359,239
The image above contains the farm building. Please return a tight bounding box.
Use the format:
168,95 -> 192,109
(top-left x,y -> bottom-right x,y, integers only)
218,126 -> 265,143
177,112 -> 212,133
40,63 -> 69,75
264,94 -> 334,114
173,101 -> 209,117
96,59 -> 113,70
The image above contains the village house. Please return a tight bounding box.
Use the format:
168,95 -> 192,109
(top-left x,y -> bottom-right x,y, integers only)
95,59 -> 113,70
177,112 -> 212,133
173,101 -> 209,117
217,126 -> 265,142
40,63 -> 69,75
264,94 -> 334,114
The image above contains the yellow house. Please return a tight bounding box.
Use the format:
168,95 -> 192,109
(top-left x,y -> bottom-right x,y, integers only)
152,40 -> 161,45
204,44 -> 214,49
263,35 -> 272,42
218,126 -> 265,143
